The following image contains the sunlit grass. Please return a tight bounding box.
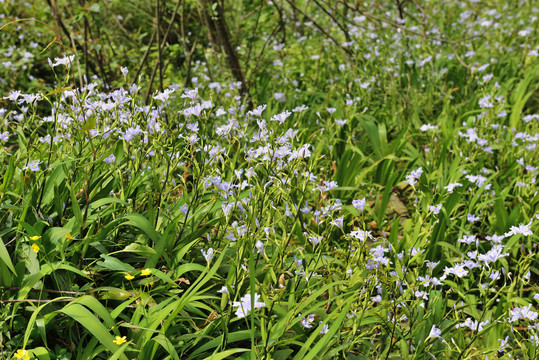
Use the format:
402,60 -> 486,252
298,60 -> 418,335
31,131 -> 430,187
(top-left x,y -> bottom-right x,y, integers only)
0,0 -> 538,359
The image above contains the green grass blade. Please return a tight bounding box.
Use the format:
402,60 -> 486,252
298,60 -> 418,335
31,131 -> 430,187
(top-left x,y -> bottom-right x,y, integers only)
0,236 -> 16,274
60,303 -> 128,360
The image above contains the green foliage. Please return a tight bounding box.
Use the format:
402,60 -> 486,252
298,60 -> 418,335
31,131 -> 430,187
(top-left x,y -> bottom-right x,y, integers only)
1,0 -> 538,359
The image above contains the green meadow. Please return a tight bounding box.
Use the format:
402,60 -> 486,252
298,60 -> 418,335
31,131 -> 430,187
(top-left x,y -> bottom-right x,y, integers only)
0,0 -> 538,359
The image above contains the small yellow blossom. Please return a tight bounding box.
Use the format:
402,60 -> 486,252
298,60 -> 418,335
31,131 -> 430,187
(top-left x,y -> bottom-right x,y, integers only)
113,335 -> 127,345
141,268 -> 151,276
65,233 -> 74,240
29,235 -> 41,241
31,244 -> 40,253
124,274 -> 135,280
13,349 -> 30,360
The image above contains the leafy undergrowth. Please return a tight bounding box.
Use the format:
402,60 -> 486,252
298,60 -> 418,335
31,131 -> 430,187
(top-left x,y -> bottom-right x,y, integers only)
0,1 -> 538,359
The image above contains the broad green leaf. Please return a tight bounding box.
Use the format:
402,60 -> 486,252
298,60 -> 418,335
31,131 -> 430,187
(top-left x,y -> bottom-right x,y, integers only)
121,213 -> 160,244
60,303 -> 128,360
24,297 -> 72,347
97,254 -> 136,272
29,347 -> 51,360
116,243 -> 157,257
81,117 -> 96,131
201,349 -> 249,360
68,182 -> 83,230
0,236 -> 16,274
41,164 -> 67,206
108,343 -> 129,360
294,300 -> 352,360
71,295 -> 117,330
151,334 -> 181,360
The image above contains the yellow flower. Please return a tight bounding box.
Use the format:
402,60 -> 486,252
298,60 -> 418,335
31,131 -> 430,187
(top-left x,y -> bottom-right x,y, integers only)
124,274 -> 135,280
31,244 -> 40,253
65,233 -> 74,240
113,335 -> 127,345
29,235 -> 41,241
141,268 -> 151,276
13,349 -> 30,360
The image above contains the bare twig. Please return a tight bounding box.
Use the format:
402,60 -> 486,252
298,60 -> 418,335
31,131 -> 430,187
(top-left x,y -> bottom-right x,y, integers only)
246,23 -> 280,91
4,236 -> 18,247
156,0 -> 163,92
241,3 -> 264,21
244,0 -> 264,71
145,0 -> 183,103
44,1 -> 99,77
161,0 -> 183,54
202,0 -> 250,100
339,0 -> 474,68
312,0 -> 351,43
88,13 -> 111,86
272,0 -> 287,43
101,0 -> 135,42
49,0 -> 63,42
284,0 -> 353,57
184,37 -> 199,88
340,1 -> 479,44
449,41 -> 471,69
70,32 -> 84,88
79,0 -> 89,82
133,30 -> 156,84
